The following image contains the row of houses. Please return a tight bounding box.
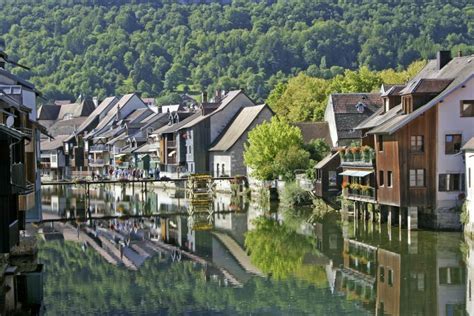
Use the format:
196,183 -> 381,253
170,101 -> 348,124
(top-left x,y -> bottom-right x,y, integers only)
0,48 -> 44,253
39,90 -> 275,181
314,51 -> 474,231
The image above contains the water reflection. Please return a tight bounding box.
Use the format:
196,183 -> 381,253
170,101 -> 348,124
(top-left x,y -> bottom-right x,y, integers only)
36,184 -> 472,315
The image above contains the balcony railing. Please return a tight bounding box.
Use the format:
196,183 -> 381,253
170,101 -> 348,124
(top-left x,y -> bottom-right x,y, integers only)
340,146 -> 375,165
89,144 -> 108,152
343,186 -> 376,201
167,140 -> 177,148
89,159 -> 105,166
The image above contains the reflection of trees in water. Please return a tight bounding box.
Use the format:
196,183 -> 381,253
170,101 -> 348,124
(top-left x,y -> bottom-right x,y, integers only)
245,217 -> 327,288
38,239 -> 363,315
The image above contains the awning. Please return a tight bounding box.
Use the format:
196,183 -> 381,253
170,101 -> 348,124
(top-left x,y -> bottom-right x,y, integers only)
339,170 -> 373,177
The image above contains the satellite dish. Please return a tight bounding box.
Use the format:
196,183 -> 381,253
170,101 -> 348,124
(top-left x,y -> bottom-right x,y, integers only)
6,115 -> 14,127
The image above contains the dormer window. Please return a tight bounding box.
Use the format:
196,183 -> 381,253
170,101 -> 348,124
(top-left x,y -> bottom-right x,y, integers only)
402,96 -> 413,114
63,113 -> 73,120
355,102 -> 366,113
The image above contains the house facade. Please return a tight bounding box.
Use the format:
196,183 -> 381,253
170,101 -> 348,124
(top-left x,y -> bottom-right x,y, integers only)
0,64 -> 43,224
355,51 -> 474,230
463,138 -> 474,236
209,104 -> 273,177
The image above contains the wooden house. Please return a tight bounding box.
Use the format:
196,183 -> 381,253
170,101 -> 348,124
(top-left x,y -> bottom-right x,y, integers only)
358,51 -> 474,230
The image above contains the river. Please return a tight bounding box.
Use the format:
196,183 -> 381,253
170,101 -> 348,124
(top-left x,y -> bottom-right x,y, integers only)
29,184 -> 470,315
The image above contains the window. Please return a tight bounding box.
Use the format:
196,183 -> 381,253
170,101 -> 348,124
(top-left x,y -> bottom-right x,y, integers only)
439,173 -> 465,191
387,171 -> 393,187
216,163 -> 220,177
445,134 -> 462,154
316,169 -> 322,181
469,168 -> 472,188
409,169 -> 425,187
378,135 -> 384,151
221,164 -> 225,176
439,267 -> 464,285
328,171 -> 337,187
410,135 -> 424,152
379,171 -> 384,186
388,269 -> 394,287
461,100 -> 474,117
379,267 -> 385,283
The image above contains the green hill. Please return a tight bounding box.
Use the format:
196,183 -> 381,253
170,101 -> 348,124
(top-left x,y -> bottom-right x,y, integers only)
1,0 -> 473,102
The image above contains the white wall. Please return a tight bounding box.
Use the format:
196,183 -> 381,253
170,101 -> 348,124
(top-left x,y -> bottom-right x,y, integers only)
467,151 -> 474,230
22,89 -> 36,121
212,155 -> 231,177
436,76 -> 474,209
324,97 -> 338,147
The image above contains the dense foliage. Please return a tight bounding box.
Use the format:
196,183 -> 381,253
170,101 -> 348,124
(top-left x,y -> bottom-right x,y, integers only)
2,0 -> 473,102
244,117 -> 309,180
266,61 -> 426,121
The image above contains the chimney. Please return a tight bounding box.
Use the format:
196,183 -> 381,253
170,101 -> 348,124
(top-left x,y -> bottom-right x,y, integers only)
93,96 -> 99,107
215,89 -> 222,102
458,50 -> 463,57
201,91 -> 208,104
437,50 -> 452,70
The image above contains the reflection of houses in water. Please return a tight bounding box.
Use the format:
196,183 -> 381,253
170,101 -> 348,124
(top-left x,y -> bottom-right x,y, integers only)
312,218 -> 466,315
331,227 -> 466,315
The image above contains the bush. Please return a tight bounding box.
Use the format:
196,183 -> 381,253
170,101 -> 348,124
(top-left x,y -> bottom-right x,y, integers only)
281,182 -> 313,207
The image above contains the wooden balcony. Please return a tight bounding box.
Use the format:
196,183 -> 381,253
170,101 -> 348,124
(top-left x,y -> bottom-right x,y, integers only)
343,187 -> 376,203
167,140 -> 177,148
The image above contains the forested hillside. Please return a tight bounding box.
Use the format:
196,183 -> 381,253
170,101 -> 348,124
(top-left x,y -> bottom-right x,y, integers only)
1,0 -> 473,102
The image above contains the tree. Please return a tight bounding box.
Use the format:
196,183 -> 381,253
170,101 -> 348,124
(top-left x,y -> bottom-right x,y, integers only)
244,117 -> 307,180
304,139 -> 330,163
267,73 -> 330,122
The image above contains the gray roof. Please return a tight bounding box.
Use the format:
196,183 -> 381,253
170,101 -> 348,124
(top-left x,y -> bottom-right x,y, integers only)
314,151 -> 339,169
133,142 -> 159,154
125,107 -> 153,125
57,98 -> 95,120
462,137 -> 474,151
180,90 -> 247,130
292,122 -> 331,145
91,94 -> 138,134
47,117 -> 88,137
356,104 -> 402,130
330,93 -> 383,140
153,110 -> 202,135
37,105 -> 61,120
76,96 -> 118,134
0,123 -> 26,140
370,55 -> 474,134
41,134 -> 69,151
210,104 -> 269,152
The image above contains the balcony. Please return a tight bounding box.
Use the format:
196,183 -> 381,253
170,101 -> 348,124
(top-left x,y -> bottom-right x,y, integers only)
343,185 -> 376,202
89,159 -> 105,167
340,146 -> 374,167
89,144 -> 108,153
167,140 -> 177,148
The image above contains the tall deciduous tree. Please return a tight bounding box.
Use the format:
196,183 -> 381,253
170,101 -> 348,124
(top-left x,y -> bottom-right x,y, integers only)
244,117 -> 308,180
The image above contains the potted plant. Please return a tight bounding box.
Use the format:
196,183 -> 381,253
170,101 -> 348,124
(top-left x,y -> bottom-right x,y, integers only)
339,149 -> 345,161
345,148 -> 353,161
351,146 -> 361,160
360,185 -> 370,196
362,146 -> 373,162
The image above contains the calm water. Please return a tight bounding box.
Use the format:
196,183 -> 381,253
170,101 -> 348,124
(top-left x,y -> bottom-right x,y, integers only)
34,184 -> 470,315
